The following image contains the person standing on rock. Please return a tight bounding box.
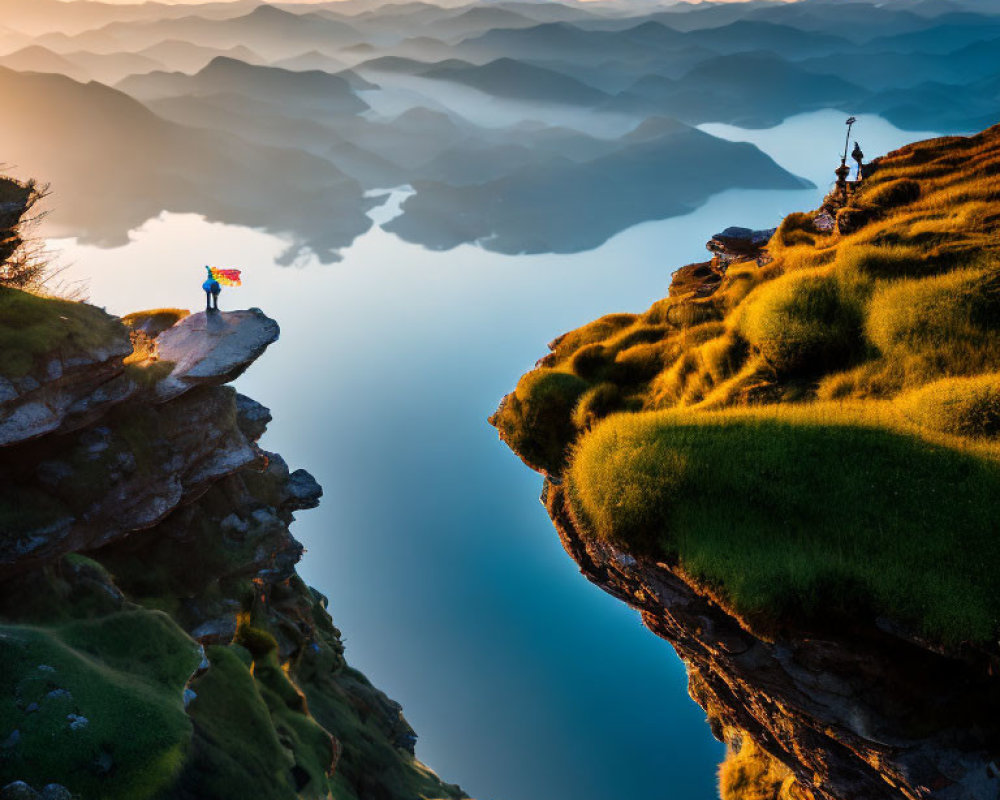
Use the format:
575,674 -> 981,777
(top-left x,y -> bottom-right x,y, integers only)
202,266 -> 242,311
203,266 -> 221,311
852,141 -> 864,181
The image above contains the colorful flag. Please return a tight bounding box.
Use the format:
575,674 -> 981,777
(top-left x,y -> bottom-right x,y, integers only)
209,268 -> 242,287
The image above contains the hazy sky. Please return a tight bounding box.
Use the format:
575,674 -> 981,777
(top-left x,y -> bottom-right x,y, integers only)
62,0 -> 760,4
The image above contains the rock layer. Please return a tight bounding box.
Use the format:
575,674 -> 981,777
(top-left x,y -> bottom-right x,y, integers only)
0,335 -> 134,448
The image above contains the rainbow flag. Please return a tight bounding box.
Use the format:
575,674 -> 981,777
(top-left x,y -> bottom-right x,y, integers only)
209,267 -> 242,287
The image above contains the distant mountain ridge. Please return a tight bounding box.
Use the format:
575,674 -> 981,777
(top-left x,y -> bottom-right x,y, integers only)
2,0 -> 998,259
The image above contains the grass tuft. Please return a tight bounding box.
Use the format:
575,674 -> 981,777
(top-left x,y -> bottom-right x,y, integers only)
898,374 -> 1000,438
737,268 -> 864,376
491,368 -> 588,473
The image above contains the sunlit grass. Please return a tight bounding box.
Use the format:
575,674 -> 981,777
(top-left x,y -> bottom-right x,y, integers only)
566,402 -> 1000,643
0,286 -> 125,378
494,124 -> 1000,643
897,373 -> 1000,438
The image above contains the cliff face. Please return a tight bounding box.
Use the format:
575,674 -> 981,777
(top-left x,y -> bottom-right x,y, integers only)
492,126 -> 1000,800
542,480 -> 999,800
0,184 -> 468,800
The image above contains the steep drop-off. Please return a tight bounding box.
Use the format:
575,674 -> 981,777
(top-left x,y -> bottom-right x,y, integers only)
492,125 -> 1000,799
0,177 -> 468,800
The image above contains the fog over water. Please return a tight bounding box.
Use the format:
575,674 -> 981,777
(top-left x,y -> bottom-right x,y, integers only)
357,74 -> 643,137
49,111 -> 938,800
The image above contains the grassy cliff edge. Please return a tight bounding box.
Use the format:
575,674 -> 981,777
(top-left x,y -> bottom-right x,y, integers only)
492,123 -> 1000,649
0,176 -> 468,800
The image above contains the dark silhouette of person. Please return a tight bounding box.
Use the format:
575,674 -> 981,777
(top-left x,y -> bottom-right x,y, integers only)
851,141 -> 864,180
203,266 -> 221,311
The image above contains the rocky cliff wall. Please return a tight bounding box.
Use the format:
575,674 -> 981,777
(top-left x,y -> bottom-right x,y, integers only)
0,222 -> 468,800
540,479 -> 999,800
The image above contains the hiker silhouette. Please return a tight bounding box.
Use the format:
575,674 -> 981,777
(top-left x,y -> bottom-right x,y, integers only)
851,141 -> 864,179
202,266 -> 221,311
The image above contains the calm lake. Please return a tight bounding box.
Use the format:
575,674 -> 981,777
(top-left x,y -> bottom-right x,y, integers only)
49,110 -> 937,800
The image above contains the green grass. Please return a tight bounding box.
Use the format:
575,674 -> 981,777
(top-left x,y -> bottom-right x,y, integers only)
0,286 -> 126,378
736,267 -> 865,376
493,124 -> 1000,646
0,610 -> 200,799
490,368 -> 588,473
252,650 -> 337,796
567,404 -> 1000,643
867,267 -> 1000,380
177,646 -> 299,800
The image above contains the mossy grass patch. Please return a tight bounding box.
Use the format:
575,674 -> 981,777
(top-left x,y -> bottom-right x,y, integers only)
0,610 -> 200,799
567,404 -> 1000,643
0,286 -> 125,378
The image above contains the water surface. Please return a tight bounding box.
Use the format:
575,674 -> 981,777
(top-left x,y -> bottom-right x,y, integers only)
49,111 -> 936,800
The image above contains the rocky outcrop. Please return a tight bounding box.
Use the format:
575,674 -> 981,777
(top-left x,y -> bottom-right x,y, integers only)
0,294 -> 469,800
541,480 -> 1000,800
0,309 -> 280,575
153,309 -> 280,402
706,225 -> 775,264
0,334 -> 134,448
666,226 -> 777,303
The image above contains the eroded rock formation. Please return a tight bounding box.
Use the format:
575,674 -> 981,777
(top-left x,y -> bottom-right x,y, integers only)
0,292 -> 468,800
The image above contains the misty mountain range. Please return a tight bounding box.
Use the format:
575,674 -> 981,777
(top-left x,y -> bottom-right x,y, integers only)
0,0 -> 998,259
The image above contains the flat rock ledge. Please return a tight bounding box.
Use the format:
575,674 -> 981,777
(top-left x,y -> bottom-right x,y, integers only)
154,309 -> 280,402
0,308 -> 280,449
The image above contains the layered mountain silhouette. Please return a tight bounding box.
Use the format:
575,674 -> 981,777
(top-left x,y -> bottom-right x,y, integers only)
0,66 -> 371,261
1,0 -> 996,259
385,118 -> 812,254
421,57 -> 612,106
611,52 -> 863,127
117,56 -> 369,117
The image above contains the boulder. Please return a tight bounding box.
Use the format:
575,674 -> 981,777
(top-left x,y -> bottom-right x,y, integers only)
154,309 -> 279,402
813,211 -> 836,232
189,614 -> 239,645
706,226 -> 776,262
285,470 -> 323,512
235,393 -> 272,442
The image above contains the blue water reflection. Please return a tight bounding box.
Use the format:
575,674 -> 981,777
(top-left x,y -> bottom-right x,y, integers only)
50,111 -> 936,800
